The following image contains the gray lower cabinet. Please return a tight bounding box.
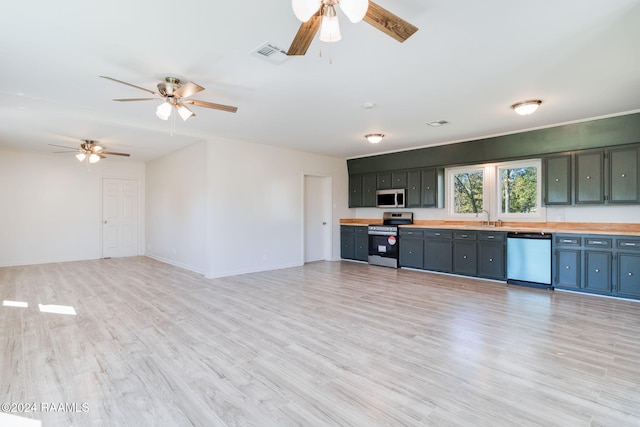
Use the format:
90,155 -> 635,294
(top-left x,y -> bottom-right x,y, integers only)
340,225 -> 368,262
399,229 -> 424,269
616,238 -> 640,298
477,231 -> 506,280
453,232 -> 477,276
424,230 -> 453,272
553,234 -> 640,299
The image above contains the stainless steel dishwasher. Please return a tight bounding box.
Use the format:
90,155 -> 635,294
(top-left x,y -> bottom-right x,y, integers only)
506,232 -> 553,289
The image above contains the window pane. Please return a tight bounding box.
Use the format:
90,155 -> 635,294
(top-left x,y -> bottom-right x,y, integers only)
500,166 -> 538,213
453,171 -> 483,213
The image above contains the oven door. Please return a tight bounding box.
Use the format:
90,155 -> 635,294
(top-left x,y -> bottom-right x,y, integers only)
368,232 -> 399,268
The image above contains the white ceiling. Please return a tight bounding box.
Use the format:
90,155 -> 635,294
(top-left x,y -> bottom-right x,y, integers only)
1,0 -> 639,163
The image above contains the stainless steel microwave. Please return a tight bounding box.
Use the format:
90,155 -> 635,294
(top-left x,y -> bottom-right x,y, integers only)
376,188 -> 405,208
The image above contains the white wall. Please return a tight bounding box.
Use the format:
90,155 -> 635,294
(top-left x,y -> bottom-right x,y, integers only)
145,142 -> 208,274
144,138 -> 350,278
0,150 -> 145,267
207,138 -> 350,277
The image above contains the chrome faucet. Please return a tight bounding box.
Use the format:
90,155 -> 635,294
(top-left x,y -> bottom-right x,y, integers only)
477,210 -> 490,226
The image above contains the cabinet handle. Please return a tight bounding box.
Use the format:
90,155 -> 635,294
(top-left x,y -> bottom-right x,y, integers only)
489,258 -> 493,262
427,186 -> 431,190
586,176 -> 591,180
461,234 -> 468,238
463,255 -> 467,259
412,186 -> 416,190
630,272 -> 634,276
591,241 -> 603,245
488,236 -> 494,239
435,233 -> 441,236
624,242 -> 637,246
555,178 -> 560,182
565,265 -> 571,269
562,239 -> 574,243
595,269 -> 600,273
621,173 -> 626,178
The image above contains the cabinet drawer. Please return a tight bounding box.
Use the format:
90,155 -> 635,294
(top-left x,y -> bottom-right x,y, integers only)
617,238 -> 640,251
341,225 -> 356,234
354,226 -> 368,235
584,237 -> 612,248
454,231 -> 477,240
478,232 -> 506,242
400,229 -> 424,238
555,236 -> 581,246
424,230 -> 452,239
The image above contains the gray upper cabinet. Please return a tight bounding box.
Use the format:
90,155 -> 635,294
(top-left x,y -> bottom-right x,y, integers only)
609,146 -> 639,203
349,174 -> 377,207
575,150 -> 605,204
377,173 -> 392,190
543,154 -> 572,205
362,174 -> 377,207
421,168 -> 438,208
349,175 -> 363,208
406,170 -> 422,208
391,171 -> 407,188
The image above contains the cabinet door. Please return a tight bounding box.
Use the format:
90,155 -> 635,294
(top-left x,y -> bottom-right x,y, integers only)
454,241 -> 477,276
555,249 -> 581,288
478,243 -> 505,279
543,154 -> 571,205
349,175 -> 363,208
617,253 -> 640,297
362,174 -> 377,207
400,239 -> 424,269
406,170 -> 421,208
391,171 -> 407,188
584,251 -> 611,292
354,228 -> 369,261
575,150 -> 604,204
425,239 -> 453,272
377,173 -> 392,190
340,227 -> 355,259
421,168 -> 437,207
609,146 -> 639,203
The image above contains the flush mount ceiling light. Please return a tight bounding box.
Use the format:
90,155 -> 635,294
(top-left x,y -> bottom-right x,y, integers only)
365,133 -> 384,144
511,100 -> 542,116
427,120 -> 449,127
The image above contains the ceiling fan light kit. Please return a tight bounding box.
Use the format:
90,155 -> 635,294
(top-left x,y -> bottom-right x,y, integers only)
50,140 -> 130,164
512,100 -> 542,116
100,75 -> 238,123
287,0 -> 418,56
320,5 -> 341,42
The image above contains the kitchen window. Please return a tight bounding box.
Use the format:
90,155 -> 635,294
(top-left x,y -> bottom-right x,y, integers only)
446,159 -> 544,221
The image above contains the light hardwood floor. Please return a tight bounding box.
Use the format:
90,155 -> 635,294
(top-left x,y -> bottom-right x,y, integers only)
1,257 -> 639,426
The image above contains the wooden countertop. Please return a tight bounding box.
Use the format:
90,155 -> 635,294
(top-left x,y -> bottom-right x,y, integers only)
340,219 -> 640,236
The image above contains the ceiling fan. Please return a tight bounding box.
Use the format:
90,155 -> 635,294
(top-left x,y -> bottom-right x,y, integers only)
100,76 -> 238,121
288,0 -> 418,56
49,140 -> 130,164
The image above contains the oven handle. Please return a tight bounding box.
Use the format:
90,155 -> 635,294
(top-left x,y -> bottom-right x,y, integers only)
368,231 -> 398,236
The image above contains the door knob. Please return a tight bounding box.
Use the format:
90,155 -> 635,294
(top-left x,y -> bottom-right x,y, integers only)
322,222 -> 327,225
103,220 -> 108,224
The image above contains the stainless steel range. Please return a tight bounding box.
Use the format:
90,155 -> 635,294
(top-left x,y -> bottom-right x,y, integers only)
368,212 -> 414,268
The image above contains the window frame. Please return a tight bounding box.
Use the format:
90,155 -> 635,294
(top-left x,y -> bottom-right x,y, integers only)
445,159 -> 545,222
495,159 -> 543,221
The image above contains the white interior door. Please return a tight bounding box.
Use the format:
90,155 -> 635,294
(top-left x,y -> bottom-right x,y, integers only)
102,178 -> 139,258
304,175 -> 331,263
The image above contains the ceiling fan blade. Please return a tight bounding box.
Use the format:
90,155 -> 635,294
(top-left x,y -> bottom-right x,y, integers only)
287,12 -> 322,56
184,99 -> 238,113
113,98 -> 158,102
52,150 -> 78,153
101,151 -> 130,157
363,1 -> 418,43
174,81 -> 204,99
100,76 -> 161,96
48,144 -> 79,150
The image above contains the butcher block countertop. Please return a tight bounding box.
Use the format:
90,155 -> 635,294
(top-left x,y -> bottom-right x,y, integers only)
340,219 -> 640,237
